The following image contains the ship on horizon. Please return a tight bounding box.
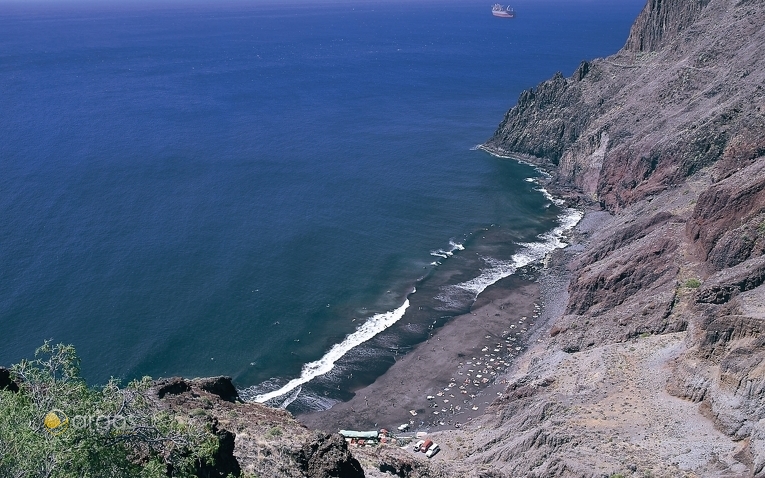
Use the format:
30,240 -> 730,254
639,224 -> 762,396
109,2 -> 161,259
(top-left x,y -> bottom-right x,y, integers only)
492,4 -> 515,18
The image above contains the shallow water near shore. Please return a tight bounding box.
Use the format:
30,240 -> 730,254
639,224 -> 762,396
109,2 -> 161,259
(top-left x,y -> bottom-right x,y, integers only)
0,0 -> 643,409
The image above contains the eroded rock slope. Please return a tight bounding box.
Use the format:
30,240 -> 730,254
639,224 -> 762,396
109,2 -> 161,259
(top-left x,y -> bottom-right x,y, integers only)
464,0 -> 765,476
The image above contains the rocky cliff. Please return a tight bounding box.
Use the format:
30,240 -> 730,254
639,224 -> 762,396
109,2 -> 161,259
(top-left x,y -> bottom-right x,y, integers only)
470,0 -> 765,476
147,376 -> 371,478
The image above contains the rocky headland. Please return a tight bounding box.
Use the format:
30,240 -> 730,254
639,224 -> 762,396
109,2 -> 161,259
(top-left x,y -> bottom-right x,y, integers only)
466,0 -> 765,475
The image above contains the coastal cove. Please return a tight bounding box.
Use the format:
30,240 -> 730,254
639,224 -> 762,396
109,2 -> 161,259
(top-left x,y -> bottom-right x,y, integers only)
0,0 -> 644,415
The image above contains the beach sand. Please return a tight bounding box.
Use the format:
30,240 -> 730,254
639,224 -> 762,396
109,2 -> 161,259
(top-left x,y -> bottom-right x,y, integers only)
298,269 -> 547,434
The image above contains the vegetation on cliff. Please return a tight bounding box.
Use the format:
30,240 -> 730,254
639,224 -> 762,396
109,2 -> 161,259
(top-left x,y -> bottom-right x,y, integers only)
0,342 -> 222,478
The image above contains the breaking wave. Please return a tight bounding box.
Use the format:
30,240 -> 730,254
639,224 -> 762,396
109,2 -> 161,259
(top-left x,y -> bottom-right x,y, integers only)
429,239 -> 465,259
240,169 -> 582,406
437,207 -> 582,307
242,296 -> 412,403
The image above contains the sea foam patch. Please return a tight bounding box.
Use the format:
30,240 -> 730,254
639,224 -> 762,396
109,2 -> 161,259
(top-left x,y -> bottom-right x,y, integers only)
438,207 -> 582,307
243,297 -> 411,403
430,239 -> 465,259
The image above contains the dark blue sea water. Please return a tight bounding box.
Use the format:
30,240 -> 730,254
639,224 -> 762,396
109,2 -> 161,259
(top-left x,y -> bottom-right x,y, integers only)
0,0 -> 643,410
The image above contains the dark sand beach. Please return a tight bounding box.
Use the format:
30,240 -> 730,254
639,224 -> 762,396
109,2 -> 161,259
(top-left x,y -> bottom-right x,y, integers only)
298,269 -> 548,434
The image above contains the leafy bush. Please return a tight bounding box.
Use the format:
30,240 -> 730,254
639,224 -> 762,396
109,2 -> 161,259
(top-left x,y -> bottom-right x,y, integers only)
0,342 -> 219,477
684,278 -> 702,288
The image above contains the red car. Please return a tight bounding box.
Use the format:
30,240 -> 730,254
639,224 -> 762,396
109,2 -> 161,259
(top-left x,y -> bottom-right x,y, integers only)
420,439 -> 433,453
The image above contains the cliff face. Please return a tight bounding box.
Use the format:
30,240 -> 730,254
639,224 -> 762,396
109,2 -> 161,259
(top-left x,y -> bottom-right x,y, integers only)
473,0 -> 765,476
624,0 -> 712,53
485,0 -> 765,210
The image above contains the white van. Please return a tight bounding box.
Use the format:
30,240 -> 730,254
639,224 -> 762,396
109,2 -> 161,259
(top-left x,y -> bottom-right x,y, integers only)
426,444 -> 440,458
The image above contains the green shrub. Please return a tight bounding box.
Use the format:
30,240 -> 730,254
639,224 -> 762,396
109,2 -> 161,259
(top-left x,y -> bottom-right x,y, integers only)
685,278 -> 701,288
0,341 -> 219,477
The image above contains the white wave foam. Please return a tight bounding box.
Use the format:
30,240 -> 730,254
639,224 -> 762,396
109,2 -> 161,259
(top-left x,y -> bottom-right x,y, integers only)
280,386 -> 301,409
535,187 -> 565,206
451,257 -> 519,296
430,239 -> 465,260
449,240 -> 465,251
476,144 -> 552,178
247,298 -> 411,403
294,389 -> 339,412
438,207 -> 583,306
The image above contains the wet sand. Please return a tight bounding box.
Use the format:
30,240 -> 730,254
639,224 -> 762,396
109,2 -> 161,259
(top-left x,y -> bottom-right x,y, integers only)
298,270 -> 545,434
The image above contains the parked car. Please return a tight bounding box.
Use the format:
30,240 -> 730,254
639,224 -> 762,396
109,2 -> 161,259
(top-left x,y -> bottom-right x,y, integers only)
426,444 -> 440,458
413,440 -> 425,452
420,439 -> 433,453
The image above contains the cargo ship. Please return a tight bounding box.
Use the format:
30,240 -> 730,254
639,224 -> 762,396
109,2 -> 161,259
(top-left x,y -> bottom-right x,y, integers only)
492,4 -> 515,18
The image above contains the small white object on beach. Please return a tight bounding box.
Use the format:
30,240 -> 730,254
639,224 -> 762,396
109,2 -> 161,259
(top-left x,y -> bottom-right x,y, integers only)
409,410 -> 418,416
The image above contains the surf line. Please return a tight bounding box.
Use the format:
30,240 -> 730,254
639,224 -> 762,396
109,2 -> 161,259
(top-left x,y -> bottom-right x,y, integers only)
253,294 -> 412,403
436,207 -> 583,307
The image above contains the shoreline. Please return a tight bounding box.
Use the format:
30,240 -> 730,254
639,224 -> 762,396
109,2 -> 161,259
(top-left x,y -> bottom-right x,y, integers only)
242,150 -> 584,413
297,268 -> 548,433
296,153 -> 589,436
297,219 -> 592,435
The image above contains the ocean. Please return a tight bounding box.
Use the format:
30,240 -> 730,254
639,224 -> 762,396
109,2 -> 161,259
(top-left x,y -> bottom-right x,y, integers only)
0,0 -> 643,412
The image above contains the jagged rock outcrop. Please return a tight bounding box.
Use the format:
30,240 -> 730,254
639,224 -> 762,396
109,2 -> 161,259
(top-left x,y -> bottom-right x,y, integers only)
624,0 -> 712,53
484,0 -> 765,210
149,377 -> 368,478
696,255 -> 765,305
686,160 -> 765,270
0,367 -> 19,393
297,432 -> 364,478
